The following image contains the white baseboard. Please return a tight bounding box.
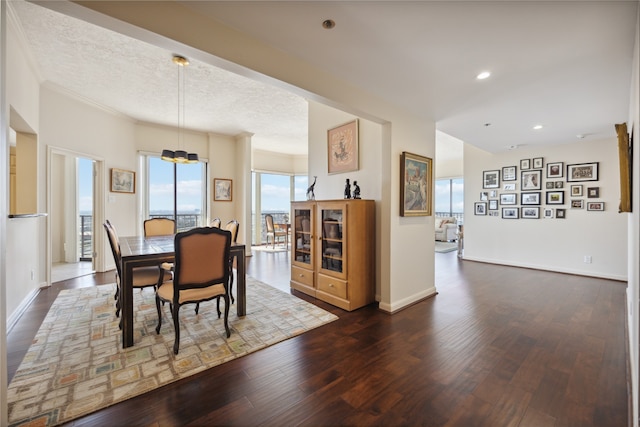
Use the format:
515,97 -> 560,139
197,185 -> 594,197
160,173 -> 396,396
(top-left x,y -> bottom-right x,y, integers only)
378,286 -> 437,313
6,287 -> 41,334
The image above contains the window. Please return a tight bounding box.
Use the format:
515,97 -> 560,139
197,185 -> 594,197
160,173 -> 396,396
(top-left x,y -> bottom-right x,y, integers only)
145,155 -> 207,232
435,178 -> 464,223
251,172 -> 307,245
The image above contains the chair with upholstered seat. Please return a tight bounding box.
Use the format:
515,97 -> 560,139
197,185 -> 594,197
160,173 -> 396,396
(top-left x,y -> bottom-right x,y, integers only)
155,226 -> 232,354
104,220 -> 172,320
265,214 -> 288,248
210,218 -> 221,228
144,217 -> 176,236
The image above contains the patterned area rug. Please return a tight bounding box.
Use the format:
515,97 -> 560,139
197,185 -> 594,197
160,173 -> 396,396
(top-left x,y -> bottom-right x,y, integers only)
435,241 -> 458,253
7,278 -> 338,426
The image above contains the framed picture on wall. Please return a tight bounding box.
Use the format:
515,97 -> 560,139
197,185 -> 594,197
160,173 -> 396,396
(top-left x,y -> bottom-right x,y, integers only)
400,151 -> 432,216
327,119 -> 359,174
546,162 -> 563,178
502,166 -> 517,181
502,207 -> 519,219
522,207 -> 540,219
482,170 -> 500,189
567,162 -> 599,182
521,170 -> 542,191
546,190 -> 564,205
474,202 -> 487,215
110,168 -> 135,193
214,178 -> 233,201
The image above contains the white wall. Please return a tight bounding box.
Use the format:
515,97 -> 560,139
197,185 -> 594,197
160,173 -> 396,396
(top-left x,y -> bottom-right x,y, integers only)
253,148 -> 307,175
464,138 -> 627,280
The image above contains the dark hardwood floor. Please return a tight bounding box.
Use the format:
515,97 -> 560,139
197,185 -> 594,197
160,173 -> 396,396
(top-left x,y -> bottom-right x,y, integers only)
7,249 -> 629,426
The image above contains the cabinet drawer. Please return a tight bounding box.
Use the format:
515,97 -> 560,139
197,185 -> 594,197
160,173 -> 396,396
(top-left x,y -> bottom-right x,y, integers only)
317,275 -> 347,299
291,265 -> 314,288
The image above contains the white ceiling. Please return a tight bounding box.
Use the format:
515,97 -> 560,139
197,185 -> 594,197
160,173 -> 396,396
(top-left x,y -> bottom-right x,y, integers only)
9,1 -> 638,156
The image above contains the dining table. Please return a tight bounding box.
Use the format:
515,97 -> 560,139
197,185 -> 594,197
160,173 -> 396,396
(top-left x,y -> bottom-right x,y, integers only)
118,234 -> 246,348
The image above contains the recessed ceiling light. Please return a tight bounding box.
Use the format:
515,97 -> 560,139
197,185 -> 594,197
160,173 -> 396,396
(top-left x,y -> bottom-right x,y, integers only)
533,124 -> 543,130
484,123 -> 492,127
476,71 -> 491,80
322,19 -> 336,29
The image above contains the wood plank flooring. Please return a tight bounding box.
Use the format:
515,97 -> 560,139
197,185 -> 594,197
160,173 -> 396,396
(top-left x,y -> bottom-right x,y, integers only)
7,250 -> 629,426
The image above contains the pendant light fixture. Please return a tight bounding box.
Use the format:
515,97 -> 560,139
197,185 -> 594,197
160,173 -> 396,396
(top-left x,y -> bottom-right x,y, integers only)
161,55 -> 199,164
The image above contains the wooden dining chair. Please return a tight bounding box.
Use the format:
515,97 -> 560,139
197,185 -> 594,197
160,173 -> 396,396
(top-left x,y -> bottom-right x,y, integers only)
103,220 -> 172,321
209,218 -> 221,228
155,226 -> 232,354
265,214 -> 288,248
144,217 -> 176,236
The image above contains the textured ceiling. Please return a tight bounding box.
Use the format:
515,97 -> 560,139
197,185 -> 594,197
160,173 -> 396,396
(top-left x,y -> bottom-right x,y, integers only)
10,0 -> 309,155
9,0 -> 639,156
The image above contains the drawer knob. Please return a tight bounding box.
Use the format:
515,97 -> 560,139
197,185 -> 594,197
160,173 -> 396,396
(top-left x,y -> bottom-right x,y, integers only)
299,274 -> 304,277
329,283 -> 334,287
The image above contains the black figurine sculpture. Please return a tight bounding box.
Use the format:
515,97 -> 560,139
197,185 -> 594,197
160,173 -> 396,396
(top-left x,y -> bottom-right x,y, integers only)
306,176 -> 317,200
352,181 -> 361,199
344,179 -> 351,199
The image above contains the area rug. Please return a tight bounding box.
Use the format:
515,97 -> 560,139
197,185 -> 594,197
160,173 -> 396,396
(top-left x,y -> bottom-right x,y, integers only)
435,241 -> 458,253
7,278 -> 338,426
251,244 -> 289,253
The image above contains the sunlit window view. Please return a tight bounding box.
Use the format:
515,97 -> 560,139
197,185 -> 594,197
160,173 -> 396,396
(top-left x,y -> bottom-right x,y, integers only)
435,178 -> 464,223
147,156 -> 207,231
251,172 -> 308,245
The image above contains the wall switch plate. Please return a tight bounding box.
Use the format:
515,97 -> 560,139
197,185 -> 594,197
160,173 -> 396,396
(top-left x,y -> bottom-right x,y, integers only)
584,255 -> 592,264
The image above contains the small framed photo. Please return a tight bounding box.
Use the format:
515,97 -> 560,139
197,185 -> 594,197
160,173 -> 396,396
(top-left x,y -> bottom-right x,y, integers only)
503,183 -> 516,191
587,187 -> 600,198
571,199 -> 584,209
567,162 -> 599,182
546,190 -> 565,205
480,192 -> 489,201
489,200 -> 498,210
110,168 -> 135,193
489,210 -> 500,217
533,157 -> 544,169
489,190 -> 498,198
571,184 -> 583,197
520,159 -> 530,170
546,162 -> 563,178
587,202 -> 605,211
328,119 -> 359,174
500,193 -> 517,205
521,170 -> 542,191
502,166 -> 517,181
556,208 -> 566,219
554,181 -> 564,189
544,208 -> 554,219
502,207 -> 519,219
521,192 -> 541,205
546,182 -> 555,189
475,202 -> 487,215
522,207 -> 540,219
214,178 -> 233,201
483,170 -> 500,189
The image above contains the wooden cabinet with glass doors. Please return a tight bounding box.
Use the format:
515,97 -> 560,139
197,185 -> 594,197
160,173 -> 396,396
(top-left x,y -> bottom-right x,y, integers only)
290,199 -> 375,311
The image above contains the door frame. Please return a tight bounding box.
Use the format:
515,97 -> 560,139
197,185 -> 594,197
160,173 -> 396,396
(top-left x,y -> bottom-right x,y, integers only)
46,146 -> 105,285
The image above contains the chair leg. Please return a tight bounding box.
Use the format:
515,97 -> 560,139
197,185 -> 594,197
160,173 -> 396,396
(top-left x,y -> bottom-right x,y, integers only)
228,262 -> 235,304
155,295 -> 163,334
223,293 -> 231,338
172,304 -> 181,354
195,302 -> 200,314
216,297 -> 221,318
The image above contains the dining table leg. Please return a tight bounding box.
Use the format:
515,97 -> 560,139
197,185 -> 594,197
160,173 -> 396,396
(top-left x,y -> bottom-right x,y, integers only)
233,246 -> 246,316
121,260 -> 134,348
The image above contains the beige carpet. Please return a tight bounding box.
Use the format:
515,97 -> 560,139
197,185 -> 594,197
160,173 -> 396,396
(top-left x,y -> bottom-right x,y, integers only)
7,278 -> 338,426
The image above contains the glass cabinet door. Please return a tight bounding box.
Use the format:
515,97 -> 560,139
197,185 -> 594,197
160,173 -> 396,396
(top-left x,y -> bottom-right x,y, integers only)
292,205 -> 313,267
318,204 -> 346,277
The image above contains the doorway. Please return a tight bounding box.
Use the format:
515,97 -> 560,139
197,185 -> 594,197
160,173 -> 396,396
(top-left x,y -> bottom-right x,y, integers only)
50,152 -> 97,282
